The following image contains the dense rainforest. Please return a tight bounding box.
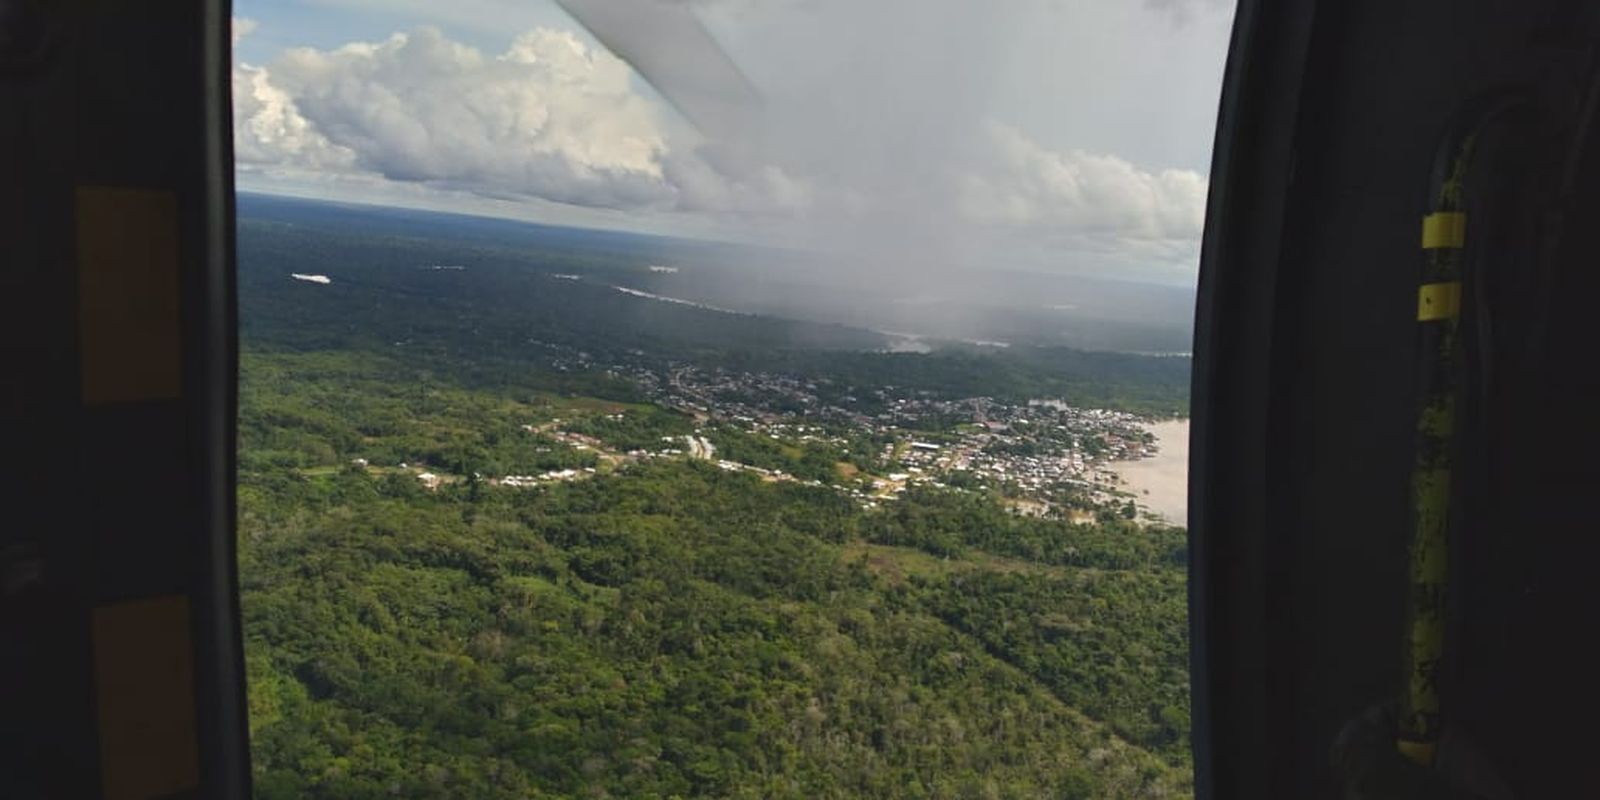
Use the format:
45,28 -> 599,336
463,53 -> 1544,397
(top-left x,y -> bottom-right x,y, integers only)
236,203 -> 1191,417
236,201 -> 1194,797
239,351 -> 1190,798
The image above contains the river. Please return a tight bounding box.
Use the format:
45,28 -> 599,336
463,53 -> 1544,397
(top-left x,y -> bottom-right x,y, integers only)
1112,418 -> 1190,526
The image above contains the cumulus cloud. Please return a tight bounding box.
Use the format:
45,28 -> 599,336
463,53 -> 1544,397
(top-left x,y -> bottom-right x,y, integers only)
233,23 -> 820,215
233,62 -> 357,172
245,28 -> 675,208
231,13 -> 1214,281
961,123 -> 1207,241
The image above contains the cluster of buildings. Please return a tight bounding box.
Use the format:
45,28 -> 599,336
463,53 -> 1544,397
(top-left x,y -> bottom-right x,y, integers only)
401,351 -> 1165,513
495,468 -> 594,488
628,363 -> 1159,506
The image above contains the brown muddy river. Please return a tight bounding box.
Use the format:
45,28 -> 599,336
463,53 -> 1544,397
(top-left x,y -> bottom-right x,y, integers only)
1112,418 -> 1190,526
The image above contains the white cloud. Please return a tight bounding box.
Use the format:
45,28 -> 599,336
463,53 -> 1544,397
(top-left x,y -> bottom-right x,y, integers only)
232,17 -> 257,45
232,19 -> 354,174
233,62 -> 357,172
231,18 -> 1212,281
233,23 -> 819,216
962,123 -> 1208,242
251,28 -> 675,208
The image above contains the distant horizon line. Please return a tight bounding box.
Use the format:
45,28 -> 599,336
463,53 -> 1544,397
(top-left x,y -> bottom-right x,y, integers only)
234,187 -> 1200,293
234,187 -> 709,246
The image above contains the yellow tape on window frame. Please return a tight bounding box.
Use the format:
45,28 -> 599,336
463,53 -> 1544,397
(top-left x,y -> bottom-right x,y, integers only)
1421,212 -> 1466,249
1418,281 -> 1462,321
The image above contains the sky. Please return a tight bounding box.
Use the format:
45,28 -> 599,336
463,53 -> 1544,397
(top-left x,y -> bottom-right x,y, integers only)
232,0 -> 1235,286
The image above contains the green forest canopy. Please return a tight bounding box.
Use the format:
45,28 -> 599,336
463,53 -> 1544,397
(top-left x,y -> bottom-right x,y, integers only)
239,351 -> 1191,799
